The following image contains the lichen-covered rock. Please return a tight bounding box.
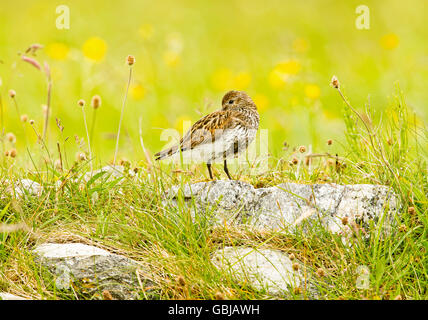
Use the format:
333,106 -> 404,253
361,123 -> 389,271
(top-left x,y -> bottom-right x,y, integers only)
33,243 -> 155,300
165,181 -> 398,235
4,179 -> 43,198
212,246 -> 315,297
165,180 -> 257,225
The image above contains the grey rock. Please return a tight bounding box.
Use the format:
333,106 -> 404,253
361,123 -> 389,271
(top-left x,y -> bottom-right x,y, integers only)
165,181 -> 398,234
211,246 -> 315,297
166,180 -> 257,226
33,243 -> 155,300
4,179 -> 43,198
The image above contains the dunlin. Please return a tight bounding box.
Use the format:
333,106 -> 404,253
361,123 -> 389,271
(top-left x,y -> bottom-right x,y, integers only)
155,90 -> 259,179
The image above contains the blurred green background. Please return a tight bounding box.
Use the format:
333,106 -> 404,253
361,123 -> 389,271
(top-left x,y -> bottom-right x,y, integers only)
0,0 -> 427,164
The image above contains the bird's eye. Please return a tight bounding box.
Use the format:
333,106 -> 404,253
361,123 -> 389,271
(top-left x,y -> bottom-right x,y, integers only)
228,100 -> 234,104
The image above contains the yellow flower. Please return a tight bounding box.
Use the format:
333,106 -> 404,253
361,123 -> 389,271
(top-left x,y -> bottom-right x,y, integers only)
292,38 -> 309,53
131,84 -> 146,100
276,59 -> 301,75
82,37 -> 107,61
46,42 -> 69,60
139,24 -> 154,40
380,33 -> 399,50
163,51 -> 180,67
304,84 -> 321,99
211,68 -> 234,91
253,94 -> 269,112
234,72 -> 251,90
268,69 -> 288,89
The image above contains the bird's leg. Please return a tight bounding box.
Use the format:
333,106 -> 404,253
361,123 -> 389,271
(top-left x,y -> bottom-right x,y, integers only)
223,159 -> 232,180
207,163 -> 213,180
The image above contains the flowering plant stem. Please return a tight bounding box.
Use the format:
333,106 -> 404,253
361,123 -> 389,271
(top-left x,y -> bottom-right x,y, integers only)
82,107 -> 93,172
113,66 -> 133,165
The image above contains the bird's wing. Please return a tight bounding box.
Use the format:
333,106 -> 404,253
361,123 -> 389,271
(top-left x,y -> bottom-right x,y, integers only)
155,110 -> 246,160
179,110 -> 247,151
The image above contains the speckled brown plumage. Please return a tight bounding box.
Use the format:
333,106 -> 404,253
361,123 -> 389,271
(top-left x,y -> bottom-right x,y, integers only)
155,90 -> 259,179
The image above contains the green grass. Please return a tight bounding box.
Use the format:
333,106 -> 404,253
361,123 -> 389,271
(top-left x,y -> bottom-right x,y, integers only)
0,82 -> 426,300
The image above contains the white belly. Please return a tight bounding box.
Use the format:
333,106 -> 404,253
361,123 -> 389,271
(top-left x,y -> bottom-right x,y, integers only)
169,127 -> 257,164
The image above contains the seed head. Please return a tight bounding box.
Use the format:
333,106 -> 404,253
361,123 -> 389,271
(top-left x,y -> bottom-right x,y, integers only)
293,287 -> 302,295
341,216 -> 349,225
214,292 -> 225,300
119,159 -> 130,167
20,114 -> 28,122
29,119 -> 35,125
327,139 -> 333,145
291,157 -> 299,165
177,275 -> 186,286
408,206 -> 415,215
6,132 -> 16,143
127,55 -> 135,66
91,95 -> 101,109
102,290 -> 113,300
327,158 -> 336,167
299,146 -> 306,153
78,99 -> 85,107
289,253 -> 296,261
292,263 -> 299,271
9,89 -> 16,98
316,268 -> 326,277
9,149 -> 17,158
4,150 -> 9,157
330,75 -> 340,89
76,152 -> 87,162
398,224 -> 407,233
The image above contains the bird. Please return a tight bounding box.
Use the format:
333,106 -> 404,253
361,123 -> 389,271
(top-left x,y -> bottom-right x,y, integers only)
154,90 -> 259,180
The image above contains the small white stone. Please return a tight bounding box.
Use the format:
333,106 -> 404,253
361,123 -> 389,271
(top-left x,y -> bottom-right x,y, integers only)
5,179 -> 43,197
212,246 -> 304,295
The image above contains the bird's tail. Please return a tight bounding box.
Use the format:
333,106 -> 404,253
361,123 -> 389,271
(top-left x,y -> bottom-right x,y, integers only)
154,145 -> 179,161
